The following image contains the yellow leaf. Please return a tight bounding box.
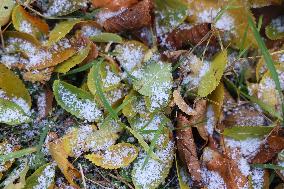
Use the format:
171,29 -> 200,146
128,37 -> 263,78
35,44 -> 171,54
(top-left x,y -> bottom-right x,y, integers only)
55,42 -> 91,73
49,142 -> 80,188
208,82 -> 225,121
12,5 -> 49,38
0,64 -> 31,107
85,143 -> 138,169
0,0 -> 15,26
47,20 -> 80,46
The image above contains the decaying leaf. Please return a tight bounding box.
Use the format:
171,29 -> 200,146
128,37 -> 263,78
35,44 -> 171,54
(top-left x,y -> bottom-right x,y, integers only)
165,23 -> 217,50
85,143 -> 138,169
202,147 -> 248,189
103,0 -> 153,33
0,0 -> 15,26
92,0 -> 138,11
251,127 -> 284,164
198,50 -> 227,97
173,90 -> 197,116
176,114 -> 202,185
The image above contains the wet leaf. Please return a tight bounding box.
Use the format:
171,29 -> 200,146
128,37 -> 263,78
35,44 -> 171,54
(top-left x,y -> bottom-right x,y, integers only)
223,126 -> 274,140
0,0 -> 15,26
53,80 -> 102,122
12,5 -> 49,38
90,32 -> 123,43
55,42 -> 91,73
47,20 -> 81,46
198,50 -> 227,97
0,63 -> 31,107
24,163 -> 55,189
85,143 -> 138,169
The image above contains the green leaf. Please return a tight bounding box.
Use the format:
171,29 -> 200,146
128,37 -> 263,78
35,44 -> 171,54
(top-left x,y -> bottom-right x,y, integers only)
265,16 -> 284,40
0,63 -> 31,107
132,141 -> 175,189
55,42 -> 91,73
155,0 -> 188,33
47,19 -> 80,46
53,80 -> 102,122
0,147 -> 36,162
90,33 -> 123,43
0,0 -> 15,26
198,50 -> 227,97
223,126 -> 274,140
3,160 -> 29,189
248,16 -> 284,124
0,98 -> 31,125
133,61 -> 173,111
24,163 -> 55,189
85,143 -> 138,169
252,163 -> 284,170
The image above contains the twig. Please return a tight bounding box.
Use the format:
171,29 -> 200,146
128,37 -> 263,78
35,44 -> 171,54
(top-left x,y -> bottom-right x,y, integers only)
78,163 -> 87,189
108,173 -> 134,189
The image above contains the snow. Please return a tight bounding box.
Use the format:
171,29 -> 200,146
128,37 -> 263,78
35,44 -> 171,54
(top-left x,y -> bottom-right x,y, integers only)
81,26 -> 101,38
149,81 -> 172,111
37,92 -> 46,117
224,138 -> 262,160
205,105 -> 215,135
45,0 -> 87,16
58,82 -> 102,122
115,43 -> 145,72
102,66 -> 121,88
33,164 -> 55,189
271,16 -> 284,33
201,167 -> 227,189
102,145 -> 136,167
97,8 -> 126,24
132,141 -> 174,189
251,168 -> 264,189
237,157 -> 250,177
19,20 -> 33,34
11,97 -> 31,116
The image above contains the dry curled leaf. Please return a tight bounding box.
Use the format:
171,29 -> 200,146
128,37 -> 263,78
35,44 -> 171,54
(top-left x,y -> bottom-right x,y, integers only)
176,114 -> 202,185
92,0 -> 138,11
173,90 -> 197,116
165,23 -> 217,50
202,147 -> 248,189
103,0 -> 153,33
250,127 -> 284,164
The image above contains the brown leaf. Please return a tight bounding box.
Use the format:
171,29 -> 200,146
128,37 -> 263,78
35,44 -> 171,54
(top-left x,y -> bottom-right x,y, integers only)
176,113 -> 202,185
23,67 -> 54,83
250,127 -> 284,164
173,90 -> 197,116
37,87 -> 53,120
164,23 -> 217,50
193,100 -> 208,141
92,0 -> 138,11
202,147 -> 248,189
103,0 -> 153,33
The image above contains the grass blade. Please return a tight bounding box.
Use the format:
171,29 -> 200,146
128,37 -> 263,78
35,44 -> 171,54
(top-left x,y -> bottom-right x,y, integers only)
252,163 -> 284,170
0,147 -> 36,162
248,16 -> 284,125
64,58 -> 104,76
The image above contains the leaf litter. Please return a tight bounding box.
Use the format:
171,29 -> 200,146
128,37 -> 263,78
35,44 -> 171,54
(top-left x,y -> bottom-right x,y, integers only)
0,0 -> 284,189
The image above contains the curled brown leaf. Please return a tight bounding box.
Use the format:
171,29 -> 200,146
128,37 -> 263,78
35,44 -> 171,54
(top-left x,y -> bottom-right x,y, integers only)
173,90 -> 197,116
176,113 -> 203,185
103,0 -> 153,33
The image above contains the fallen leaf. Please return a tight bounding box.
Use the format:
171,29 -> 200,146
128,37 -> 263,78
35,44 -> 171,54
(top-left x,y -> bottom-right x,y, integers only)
92,0 -> 138,11
173,90 -> 197,116
103,0 -> 153,33
0,0 -> 15,26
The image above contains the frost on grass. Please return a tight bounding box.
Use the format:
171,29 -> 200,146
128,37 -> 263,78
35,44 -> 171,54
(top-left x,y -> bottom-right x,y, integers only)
54,81 -> 102,122
132,141 -> 174,189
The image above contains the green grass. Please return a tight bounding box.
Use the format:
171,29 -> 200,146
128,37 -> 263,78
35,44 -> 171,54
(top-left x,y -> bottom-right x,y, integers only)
248,16 -> 284,125
0,147 -> 37,162
252,163 -> 284,170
